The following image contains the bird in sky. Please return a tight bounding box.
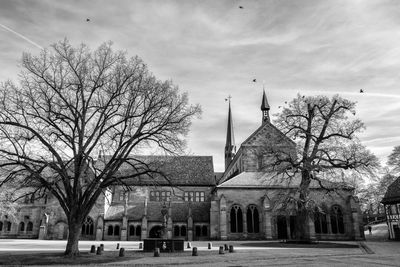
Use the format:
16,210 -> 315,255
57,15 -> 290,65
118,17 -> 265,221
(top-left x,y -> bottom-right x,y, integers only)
252,79 -> 256,82
239,6 -> 244,9
360,89 -> 364,93
86,18 -> 90,22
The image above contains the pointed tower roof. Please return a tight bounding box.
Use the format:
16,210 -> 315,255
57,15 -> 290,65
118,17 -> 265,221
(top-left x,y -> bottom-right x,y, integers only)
261,89 -> 270,111
226,99 -> 235,149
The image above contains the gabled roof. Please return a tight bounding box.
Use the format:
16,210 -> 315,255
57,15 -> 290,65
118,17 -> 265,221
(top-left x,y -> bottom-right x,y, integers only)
217,171 -> 352,190
381,176 -> 400,204
100,155 -> 215,186
241,121 -> 295,147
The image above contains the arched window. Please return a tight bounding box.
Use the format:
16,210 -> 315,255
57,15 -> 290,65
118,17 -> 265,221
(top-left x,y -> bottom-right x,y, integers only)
136,225 -> 141,236
81,217 -> 94,236
246,205 -> 259,233
107,225 -> 113,235
180,225 -> 187,236
129,225 -> 135,236
5,221 -> 12,232
0,221 -> 3,231
330,205 -> 345,234
19,222 -> 25,232
195,225 -> 201,236
26,222 -> 33,232
202,225 -> 208,236
230,205 -> 243,233
174,225 -> 180,236
314,208 -> 328,234
114,225 -> 120,236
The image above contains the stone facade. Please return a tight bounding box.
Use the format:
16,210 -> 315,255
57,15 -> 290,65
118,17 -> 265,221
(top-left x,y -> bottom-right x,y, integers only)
0,92 -> 364,241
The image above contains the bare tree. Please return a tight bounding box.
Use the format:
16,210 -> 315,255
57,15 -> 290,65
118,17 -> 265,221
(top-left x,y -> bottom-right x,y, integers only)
388,146 -> 400,174
0,40 -> 201,256
272,94 -> 379,240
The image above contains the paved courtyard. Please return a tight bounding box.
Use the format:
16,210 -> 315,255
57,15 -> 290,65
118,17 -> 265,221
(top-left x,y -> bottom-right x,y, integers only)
0,224 -> 397,266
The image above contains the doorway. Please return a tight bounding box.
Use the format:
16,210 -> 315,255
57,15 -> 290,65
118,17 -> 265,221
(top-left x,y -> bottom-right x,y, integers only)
149,225 -> 163,238
277,215 -> 287,239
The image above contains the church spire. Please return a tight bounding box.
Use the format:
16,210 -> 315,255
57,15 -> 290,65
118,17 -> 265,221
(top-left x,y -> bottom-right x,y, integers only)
261,88 -> 270,124
225,97 -> 236,170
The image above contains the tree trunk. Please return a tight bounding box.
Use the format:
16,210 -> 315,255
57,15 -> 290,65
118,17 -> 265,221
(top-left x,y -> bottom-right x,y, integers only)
64,219 -> 82,256
295,170 -> 312,241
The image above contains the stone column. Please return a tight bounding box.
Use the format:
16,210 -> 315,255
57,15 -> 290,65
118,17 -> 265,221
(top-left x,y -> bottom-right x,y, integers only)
219,195 -> 227,240
243,207 -> 248,238
141,216 -> 147,240
210,198 -> 219,239
96,216 -> 104,240
349,196 -> 363,240
286,216 -> 291,239
187,216 -> 193,241
167,206 -> 173,239
121,216 -> 128,241
263,195 -> 272,239
326,215 -> 332,234
307,215 -> 316,240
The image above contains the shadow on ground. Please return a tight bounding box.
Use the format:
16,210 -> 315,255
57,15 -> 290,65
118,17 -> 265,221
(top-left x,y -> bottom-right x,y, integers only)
239,242 -> 359,248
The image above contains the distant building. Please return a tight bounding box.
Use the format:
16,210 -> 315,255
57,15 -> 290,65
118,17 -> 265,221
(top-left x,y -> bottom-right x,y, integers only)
381,176 -> 400,240
0,91 -> 364,241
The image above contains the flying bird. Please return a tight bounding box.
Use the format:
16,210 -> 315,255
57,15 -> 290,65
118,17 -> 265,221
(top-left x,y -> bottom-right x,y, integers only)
86,18 -> 90,22
284,101 -> 287,104
360,89 -> 364,93
252,79 -> 256,82
239,6 -> 244,9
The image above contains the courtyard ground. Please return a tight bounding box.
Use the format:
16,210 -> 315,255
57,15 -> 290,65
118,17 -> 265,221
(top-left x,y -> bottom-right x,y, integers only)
0,223 -> 397,266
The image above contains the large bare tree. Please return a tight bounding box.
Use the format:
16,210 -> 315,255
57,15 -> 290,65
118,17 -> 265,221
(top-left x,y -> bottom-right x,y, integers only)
0,40 -> 200,256
273,94 -> 379,240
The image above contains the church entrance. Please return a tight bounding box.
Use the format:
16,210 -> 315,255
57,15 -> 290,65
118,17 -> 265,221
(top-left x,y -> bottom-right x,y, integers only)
277,216 -> 287,239
149,225 -> 163,238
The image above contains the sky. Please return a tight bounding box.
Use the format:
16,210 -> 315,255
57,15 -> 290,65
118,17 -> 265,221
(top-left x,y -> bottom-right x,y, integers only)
0,0 -> 399,172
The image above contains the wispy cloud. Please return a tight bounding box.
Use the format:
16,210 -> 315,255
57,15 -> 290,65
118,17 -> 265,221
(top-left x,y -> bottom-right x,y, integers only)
0,23 -> 43,49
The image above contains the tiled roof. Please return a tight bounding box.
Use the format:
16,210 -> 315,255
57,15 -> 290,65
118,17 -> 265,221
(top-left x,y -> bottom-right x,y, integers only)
382,176 -> 400,204
99,155 -> 215,186
104,202 -> 210,222
217,171 -> 352,189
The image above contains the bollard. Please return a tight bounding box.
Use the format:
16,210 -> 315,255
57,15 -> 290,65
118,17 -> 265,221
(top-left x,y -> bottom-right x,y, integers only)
154,248 -> 160,257
116,243 -> 120,250
96,246 -> 102,255
90,245 -> 96,253
192,247 -> 198,256
119,247 -> 125,257
208,242 -> 212,249
219,246 -> 224,254
224,244 -> 229,251
139,243 -> 143,250
229,245 -> 234,253
187,242 -> 191,249
100,244 -> 104,251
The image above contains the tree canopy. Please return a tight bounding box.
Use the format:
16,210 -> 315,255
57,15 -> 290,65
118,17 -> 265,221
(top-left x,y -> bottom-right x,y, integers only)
0,39 -> 200,255
272,94 -> 379,239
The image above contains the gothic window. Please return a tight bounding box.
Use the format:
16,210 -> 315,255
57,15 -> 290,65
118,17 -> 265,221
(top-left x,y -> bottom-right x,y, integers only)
314,208 -> 328,234
0,221 -> 3,231
174,225 -> 180,236
119,192 -> 125,201
114,225 -> 120,236
107,225 -> 113,235
202,225 -> 208,236
135,225 -> 141,236
19,222 -> 25,232
330,205 -> 345,234
81,217 -> 94,236
230,205 -> 243,233
5,221 -> 11,232
180,225 -> 187,236
26,222 -> 33,232
246,205 -> 260,233
129,225 -> 135,236
195,225 -> 201,236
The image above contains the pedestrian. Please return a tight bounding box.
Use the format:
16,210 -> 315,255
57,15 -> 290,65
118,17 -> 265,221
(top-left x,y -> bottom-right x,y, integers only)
368,225 -> 372,234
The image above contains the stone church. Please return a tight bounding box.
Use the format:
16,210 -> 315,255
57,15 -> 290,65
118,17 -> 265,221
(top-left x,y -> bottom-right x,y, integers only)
0,91 -> 364,241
